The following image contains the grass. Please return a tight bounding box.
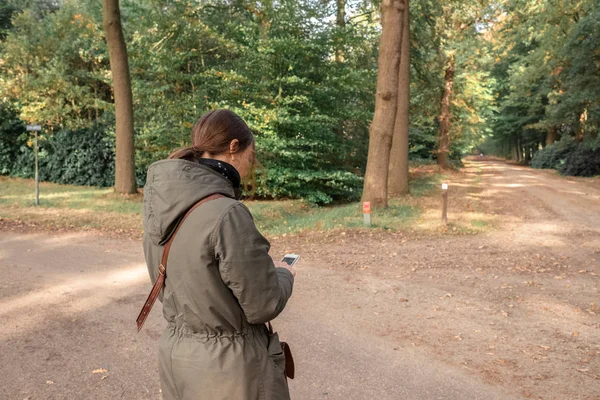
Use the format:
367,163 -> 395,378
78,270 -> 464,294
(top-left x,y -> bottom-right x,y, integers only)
0,171 -> 447,237
0,180 -> 143,213
250,200 -> 418,236
470,219 -> 489,228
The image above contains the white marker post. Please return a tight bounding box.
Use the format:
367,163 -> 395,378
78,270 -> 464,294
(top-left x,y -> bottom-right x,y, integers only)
441,183 -> 449,225
26,125 -> 42,206
363,201 -> 371,227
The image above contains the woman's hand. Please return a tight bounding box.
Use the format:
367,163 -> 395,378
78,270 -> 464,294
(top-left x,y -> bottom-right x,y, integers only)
274,261 -> 297,278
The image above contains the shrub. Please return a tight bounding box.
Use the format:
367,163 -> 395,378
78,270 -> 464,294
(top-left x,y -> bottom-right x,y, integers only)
45,124 -> 116,187
531,146 -> 554,169
531,137 -> 578,170
0,103 -> 26,175
559,144 -> 600,177
7,122 -> 116,187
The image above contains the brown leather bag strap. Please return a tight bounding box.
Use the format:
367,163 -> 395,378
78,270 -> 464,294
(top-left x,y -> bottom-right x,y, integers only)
136,193 -> 225,332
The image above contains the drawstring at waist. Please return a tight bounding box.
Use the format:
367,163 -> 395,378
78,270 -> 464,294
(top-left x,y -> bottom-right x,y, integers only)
165,322 -> 267,341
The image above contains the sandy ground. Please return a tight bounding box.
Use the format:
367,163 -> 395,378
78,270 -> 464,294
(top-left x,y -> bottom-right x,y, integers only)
0,160 -> 598,400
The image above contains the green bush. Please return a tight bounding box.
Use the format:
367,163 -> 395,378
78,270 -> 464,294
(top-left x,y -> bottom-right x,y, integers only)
0,103 -> 26,175
46,125 -> 115,187
6,122 -> 116,187
559,143 -> 600,177
531,136 -> 600,177
531,137 -> 578,170
260,167 -> 363,205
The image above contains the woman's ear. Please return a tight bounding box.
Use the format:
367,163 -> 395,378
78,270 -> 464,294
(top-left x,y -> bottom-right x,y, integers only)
229,139 -> 240,154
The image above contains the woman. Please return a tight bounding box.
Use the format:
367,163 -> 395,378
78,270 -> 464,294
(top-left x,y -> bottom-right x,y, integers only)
142,109 -> 296,400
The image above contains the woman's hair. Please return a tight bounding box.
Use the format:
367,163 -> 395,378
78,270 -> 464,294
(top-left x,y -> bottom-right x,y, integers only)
169,109 -> 261,197
169,109 -> 254,162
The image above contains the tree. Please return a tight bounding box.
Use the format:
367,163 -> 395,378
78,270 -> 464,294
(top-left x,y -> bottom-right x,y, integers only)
103,0 -> 136,194
362,0 -> 405,208
388,0 -> 410,196
0,3 -> 110,128
487,0 -> 599,161
335,0 -> 345,62
436,54 -> 455,168
546,126 -> 558,146
1,0 -> 514,203
433,0 -> 497,168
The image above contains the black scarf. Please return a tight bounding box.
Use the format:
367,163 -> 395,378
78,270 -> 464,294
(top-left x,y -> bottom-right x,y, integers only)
197,158 -> 243,199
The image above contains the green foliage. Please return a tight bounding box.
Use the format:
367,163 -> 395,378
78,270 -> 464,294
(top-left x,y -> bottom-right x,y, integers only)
3,0 -> 597,201
0,0 -> 382,204
0,102 -> 26,175
7,120 -> 116,187
530,137 -> 578,169
530,136 -> 600,177
0,2 -> 111,128
408,126 -> 438,159
489,0 -> 599,159
45,123 -> 115,187
558,141 -> 600,177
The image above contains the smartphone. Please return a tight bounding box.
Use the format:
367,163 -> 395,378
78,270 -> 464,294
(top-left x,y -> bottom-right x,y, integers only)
281,254 -> 300,267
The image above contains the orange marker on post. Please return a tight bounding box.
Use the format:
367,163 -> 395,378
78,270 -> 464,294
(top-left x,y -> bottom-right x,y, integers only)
363,201 -> 371,227
441,183 -> 449,225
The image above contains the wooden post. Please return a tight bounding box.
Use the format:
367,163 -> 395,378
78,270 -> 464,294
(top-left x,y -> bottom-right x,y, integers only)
363,201 -> 371,227
441,183 -> 448,225
34,130 -> 39,206
26,124 -> 42,205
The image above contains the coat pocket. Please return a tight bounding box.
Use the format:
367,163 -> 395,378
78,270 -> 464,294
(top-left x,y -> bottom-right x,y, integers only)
266,331 -> 286,373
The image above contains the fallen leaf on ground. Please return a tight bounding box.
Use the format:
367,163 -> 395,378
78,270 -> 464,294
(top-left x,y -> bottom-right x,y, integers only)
92,368 -> 108,374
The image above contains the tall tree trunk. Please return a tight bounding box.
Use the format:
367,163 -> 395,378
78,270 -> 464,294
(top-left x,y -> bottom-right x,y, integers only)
333,0 -> 346,135
575,108 -> 587,142
103,0 -> 136,194
335,0 -> 346,63
546,126 -> 557,146
524,145 -> 532,164
436,55 -> 455,169
361,0 -> 405,208
257,0 -> 273,43
516,137 -> 522,162
511,139 -> 518,161
388,0 -> 410,196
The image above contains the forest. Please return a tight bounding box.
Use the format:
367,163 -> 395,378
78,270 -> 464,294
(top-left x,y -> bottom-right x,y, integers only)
0,0 -> 598,204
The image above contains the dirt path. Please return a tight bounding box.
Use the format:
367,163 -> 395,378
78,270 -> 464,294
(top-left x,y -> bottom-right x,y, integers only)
0,232 -> 520,400
1,161 -> 598,400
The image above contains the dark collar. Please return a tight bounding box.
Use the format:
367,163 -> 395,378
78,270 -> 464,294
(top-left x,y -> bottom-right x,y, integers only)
197,158 -> 242,199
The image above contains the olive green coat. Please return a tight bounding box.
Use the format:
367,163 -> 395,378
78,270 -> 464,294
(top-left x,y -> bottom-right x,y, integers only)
142,159 -> 294,400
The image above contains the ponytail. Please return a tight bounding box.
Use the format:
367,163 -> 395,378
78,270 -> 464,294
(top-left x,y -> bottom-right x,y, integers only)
168,146 -> 204,162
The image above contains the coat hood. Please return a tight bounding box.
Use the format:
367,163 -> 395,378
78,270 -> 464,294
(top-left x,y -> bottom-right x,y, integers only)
143,159 -> 236,245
